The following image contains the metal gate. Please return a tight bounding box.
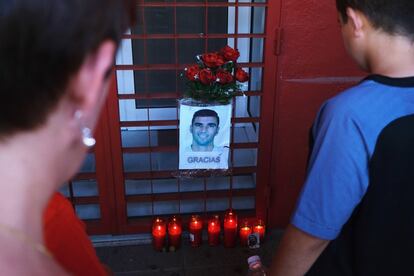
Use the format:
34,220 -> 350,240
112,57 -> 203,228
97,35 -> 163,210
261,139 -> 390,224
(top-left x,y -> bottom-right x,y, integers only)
63,0 -> 281,235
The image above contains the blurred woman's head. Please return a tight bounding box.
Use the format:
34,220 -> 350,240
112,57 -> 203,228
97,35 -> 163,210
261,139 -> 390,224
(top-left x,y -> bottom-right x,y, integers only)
0,0 -> 134,184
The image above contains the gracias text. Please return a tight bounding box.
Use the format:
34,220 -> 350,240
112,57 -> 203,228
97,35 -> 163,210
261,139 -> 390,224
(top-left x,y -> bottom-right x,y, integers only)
187,156 -> 221,163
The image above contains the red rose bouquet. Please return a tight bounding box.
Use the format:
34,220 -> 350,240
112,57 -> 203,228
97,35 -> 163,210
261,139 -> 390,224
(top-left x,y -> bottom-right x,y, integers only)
183,45 -> 249,104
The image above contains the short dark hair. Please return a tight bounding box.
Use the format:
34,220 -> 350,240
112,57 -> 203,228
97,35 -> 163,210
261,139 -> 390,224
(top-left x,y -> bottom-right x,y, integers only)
192,109 -> 220,126
0,0 -> 134,136
336,0 -> 414,40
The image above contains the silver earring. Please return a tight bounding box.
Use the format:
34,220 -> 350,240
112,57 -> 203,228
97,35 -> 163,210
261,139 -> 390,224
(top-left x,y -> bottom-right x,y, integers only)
74,110 -> 96,148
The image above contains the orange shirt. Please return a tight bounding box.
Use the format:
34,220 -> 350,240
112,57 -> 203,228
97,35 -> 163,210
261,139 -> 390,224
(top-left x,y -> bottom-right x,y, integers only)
43,192 -> 107,276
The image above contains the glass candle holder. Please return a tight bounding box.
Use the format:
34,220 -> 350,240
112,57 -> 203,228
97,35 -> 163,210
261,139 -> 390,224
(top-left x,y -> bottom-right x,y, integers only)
189,215 -> 203,247
253,219 -> 266,242
223,209 -> 237,248
239,220 -> 252,246
152,217 -> 166,251
207,215 -> 221,246
168,215 -> 182,249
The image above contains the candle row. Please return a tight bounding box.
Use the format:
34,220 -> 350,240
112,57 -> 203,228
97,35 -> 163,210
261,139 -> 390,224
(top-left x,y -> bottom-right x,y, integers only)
152,210 -> 266,251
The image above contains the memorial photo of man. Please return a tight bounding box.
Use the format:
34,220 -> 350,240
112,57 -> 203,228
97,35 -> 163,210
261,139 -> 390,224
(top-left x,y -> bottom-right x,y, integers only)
190,109 -> 221,152
179,102 -> 231,170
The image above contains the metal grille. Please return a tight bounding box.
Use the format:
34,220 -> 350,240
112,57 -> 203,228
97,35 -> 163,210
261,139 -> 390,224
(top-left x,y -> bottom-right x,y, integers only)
66,0 -> 281,235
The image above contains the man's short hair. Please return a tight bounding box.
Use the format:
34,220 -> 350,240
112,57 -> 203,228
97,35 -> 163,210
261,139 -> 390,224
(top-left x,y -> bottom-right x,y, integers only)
191,109 -> 220,126
336,0 -> 414,40
0,0 -> 134,136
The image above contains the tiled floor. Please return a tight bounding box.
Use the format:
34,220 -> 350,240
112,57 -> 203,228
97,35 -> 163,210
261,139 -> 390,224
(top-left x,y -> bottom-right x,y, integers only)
95,229 -> 283,276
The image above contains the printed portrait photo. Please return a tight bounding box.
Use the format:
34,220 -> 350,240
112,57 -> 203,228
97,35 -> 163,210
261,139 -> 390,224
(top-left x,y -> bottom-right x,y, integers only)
179,103 -> 232,170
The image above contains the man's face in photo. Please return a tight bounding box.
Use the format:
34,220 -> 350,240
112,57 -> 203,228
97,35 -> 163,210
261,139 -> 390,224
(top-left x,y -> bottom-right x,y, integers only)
191,116 -> 219,146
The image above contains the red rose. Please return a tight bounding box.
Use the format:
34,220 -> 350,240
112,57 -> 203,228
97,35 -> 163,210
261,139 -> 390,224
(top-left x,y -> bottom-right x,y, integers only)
199,69 -> 215,85
185,65 -> 199,81
202,53 -> 225,67
216,69 -> 234,84
220,45 -> 240,62
235,68 -> 249,82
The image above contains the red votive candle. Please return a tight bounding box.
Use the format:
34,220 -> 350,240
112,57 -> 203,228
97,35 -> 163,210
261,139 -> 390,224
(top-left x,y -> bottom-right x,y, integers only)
152,217 -> 166,251
168,216 -> 182,249
207,215 -> 221,246
253,219 -> 266,242
223,209 -> 238,248
189,215 -> 203,247
239,220 -> 252,246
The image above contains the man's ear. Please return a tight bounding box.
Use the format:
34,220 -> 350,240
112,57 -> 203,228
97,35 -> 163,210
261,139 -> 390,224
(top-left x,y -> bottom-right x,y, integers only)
70,40 -> 116,113
346,7 -> 366,38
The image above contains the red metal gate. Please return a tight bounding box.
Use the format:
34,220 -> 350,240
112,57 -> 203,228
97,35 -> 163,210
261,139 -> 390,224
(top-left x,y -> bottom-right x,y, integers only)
64,0 -> 281,235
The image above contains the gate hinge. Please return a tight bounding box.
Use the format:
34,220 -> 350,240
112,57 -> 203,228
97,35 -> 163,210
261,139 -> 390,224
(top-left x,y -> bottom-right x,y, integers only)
274,27 -> 283,56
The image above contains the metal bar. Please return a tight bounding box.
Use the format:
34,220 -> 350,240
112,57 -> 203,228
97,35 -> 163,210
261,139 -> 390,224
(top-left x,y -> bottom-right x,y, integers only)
232,117 -> 260,123
228,0 -> 240,210
106,72 -> 128,233
71,196 -> 100,205
139,2 -> 266,8
124,171 -> 174,179
138,2 -> 156,218
117,90 -> 262,100
122,33 -> 266,40
92,101 -> 119,233
231,142 -> 258,149
119,92 -> 177,99
123,146 -> 177,153
115,62 -> 263,71
73,173 -> 96,180
173,0 -> 182,215
204,0 -> 208,52
124,166 -> 257,180
121,142 -> 258,154
125,188 -> 256,203
229,98 -> 236,209
243,91 -> 263,97
120,120 -> 177,127
119,117 -> 259,127
84,220 -> 107,235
